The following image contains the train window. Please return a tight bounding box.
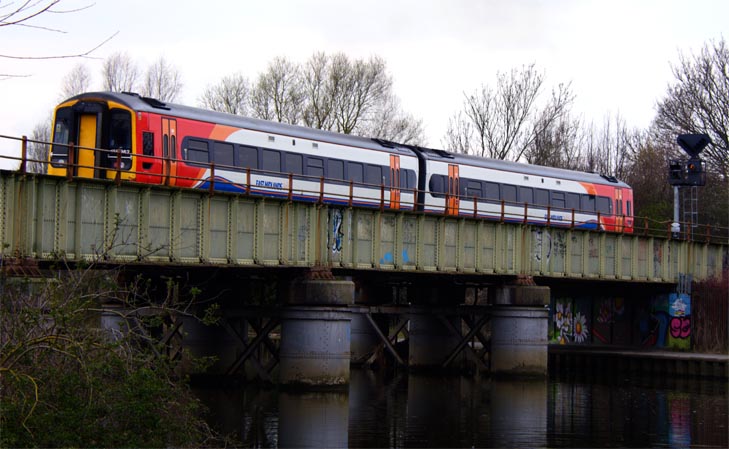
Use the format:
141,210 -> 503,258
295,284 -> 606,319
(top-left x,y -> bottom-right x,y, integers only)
106,109 -> 132,170
365,164 -> 383,186
551,191 -> 565,209
484,182 -> 499,200
238,145 -> 258,169
347,162 -> 363,183
519,187 -> 533,204
626,201 -> 632,216
186,139 -> 209,163
429,175 -> 445,196
597,196 -> 611,214
328,159 -> 344,180
142,132 -> 154,156
406,170 -> 416,189
307,157 -> 324,178
213,142 -> 234,167
616,199 -> 623,215
502,185 -> 517,203
466,180 -> 482,198
566,192 -> 580,210
285,153 -> 303,175
262,149 -> 281,173
535,189 -> 549,206
581,194 -> 596,213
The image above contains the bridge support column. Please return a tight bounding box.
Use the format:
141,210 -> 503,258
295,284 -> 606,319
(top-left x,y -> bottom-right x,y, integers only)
489,278 -> 550,376
279,274 -> 354,386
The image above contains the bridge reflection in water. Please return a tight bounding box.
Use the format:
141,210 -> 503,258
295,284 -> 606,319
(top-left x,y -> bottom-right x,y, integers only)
196,369 -> 728,448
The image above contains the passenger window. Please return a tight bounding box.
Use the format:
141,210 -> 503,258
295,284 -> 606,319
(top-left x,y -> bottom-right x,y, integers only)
551,191 -> 565,209
186,139 -> 209,163
347,162 -> 363,183
597,196 -> 611,214
566,193 -> 580,210
366,164 -> 382,185
465,180 -> 482,198
307,157 -> 324,178
626,201 -> 632,216
213,142 -> 234,167
484,182 -> 499,200
502,185 -> 517,203
429,175 -> 445,195
285,153 -> 303,175
238,145 -> 258,169
581,195 -> 596,213
328,159 -> 344,180
262,149 -> 281,173
519,187 -> 533,204
535,189 -> 549,206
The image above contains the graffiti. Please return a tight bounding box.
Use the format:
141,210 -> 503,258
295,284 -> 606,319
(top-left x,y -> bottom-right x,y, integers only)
329,208 -> 344,254
379,250 -> 411,265
670,317 -> 691,339
533,228 -> 552,262
573,311 -> 590,343
642,293 -> 691,349
554,299 -> 572,344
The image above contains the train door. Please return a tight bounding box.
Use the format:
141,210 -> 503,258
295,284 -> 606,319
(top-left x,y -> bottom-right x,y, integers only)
76,114 -> 98,178
389,155 -> 401,209
161,118 -> 177,186
447,164 -> 460,215
614,188 -> 624,231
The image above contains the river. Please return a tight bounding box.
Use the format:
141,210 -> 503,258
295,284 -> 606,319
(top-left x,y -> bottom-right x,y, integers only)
196,369 -> 728,448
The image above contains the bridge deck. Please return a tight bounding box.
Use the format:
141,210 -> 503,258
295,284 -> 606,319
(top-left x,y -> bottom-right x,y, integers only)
1,171 -> 726,282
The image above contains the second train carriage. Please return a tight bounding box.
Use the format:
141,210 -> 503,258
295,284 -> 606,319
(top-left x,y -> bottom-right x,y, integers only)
47,91 -> 634,232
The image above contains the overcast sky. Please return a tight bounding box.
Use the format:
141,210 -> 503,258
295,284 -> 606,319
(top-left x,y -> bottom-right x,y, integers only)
1,0 -> 727,166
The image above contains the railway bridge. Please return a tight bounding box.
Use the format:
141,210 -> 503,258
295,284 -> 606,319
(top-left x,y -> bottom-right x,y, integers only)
2,158 -> 727,384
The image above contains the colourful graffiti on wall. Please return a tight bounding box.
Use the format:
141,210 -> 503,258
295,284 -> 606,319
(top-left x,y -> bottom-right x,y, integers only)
552,298 -> 591,344
640,293 -> 691,350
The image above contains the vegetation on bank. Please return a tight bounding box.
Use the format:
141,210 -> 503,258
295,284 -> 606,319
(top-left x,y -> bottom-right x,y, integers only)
0,264 -> 223,448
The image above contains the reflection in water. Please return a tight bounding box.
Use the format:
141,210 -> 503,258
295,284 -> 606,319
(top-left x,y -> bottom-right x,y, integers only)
196,370 -> 728,448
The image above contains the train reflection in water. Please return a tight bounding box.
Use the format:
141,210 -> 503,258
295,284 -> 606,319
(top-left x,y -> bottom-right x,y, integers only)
196,369 -> 728,448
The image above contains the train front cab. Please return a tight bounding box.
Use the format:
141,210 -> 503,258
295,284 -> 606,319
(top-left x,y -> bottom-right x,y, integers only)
48,97 -> 135,181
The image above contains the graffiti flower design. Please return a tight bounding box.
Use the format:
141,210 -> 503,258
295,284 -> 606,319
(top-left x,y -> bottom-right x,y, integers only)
555,300 -> 573,344
573,312 -> 589,343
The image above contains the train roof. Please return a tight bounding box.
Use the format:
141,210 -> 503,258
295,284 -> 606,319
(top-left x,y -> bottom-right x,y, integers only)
62,92 -> 630,189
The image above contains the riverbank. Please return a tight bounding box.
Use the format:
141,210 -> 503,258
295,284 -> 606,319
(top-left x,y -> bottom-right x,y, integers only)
549,344 -> 728,379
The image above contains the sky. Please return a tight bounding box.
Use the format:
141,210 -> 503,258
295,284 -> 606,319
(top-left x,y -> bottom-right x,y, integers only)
1,0 -> 727,167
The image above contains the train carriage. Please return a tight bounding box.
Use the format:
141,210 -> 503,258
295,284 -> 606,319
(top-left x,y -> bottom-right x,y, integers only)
47,91 -> 633,233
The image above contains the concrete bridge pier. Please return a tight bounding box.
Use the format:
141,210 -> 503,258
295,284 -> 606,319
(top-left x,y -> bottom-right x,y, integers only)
489,278 -> 550,376
279,273 -> 354,387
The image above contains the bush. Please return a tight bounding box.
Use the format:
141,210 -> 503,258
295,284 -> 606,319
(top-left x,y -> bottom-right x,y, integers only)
0,267 -> 216,447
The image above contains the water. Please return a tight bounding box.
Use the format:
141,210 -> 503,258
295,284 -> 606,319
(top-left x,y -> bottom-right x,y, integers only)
197,370 -> 728,448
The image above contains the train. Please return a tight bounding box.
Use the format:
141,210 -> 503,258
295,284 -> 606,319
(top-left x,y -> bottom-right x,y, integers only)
47,91 -> 634,232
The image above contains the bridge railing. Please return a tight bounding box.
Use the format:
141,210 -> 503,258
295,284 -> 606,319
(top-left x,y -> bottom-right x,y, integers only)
2,133 -> 727,247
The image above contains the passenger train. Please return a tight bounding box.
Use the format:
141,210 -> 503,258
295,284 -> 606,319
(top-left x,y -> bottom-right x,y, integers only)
48,92 -> 634,232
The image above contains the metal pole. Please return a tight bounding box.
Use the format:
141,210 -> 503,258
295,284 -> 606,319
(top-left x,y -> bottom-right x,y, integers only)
672,185 -> 680,237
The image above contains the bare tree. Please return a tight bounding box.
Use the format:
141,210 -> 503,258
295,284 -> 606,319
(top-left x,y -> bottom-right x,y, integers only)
445,64 -> 574,161
0,1 -> 115,79
329,54 -> 391,134
199,73 -> 251,115
27,120 -> 52,173
654,37 -> 729,180
102,52 -> 138,92
60,63 -> 91,99
301,52 -> 336,130
359,95 -> 426,145
250,56 -> 304,124
524,113 -> 582,169
579,113 -> 637,179
141,56 -> 183,102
